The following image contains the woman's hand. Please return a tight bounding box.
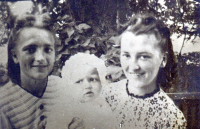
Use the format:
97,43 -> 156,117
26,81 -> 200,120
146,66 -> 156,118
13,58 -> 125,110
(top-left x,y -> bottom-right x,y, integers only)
68,117 -> 85,129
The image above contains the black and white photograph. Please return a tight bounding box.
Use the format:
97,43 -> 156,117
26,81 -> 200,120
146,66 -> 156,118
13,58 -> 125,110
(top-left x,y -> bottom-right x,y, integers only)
0,0 -> 199,129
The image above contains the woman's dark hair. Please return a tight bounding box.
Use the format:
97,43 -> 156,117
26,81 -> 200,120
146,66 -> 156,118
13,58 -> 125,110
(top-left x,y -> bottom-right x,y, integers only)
7,13 -> 60,85
119,14 -> 177,89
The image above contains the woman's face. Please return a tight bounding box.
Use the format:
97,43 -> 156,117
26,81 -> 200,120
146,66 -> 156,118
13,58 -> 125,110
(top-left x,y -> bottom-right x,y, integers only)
13,27 -> 55,80
71,66 -> 102,103
120,32 -> 166,88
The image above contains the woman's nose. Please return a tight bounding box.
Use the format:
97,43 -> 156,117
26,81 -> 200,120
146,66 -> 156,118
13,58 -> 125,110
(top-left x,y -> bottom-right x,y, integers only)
128,58 -> 140,72
35,49 -> 45,63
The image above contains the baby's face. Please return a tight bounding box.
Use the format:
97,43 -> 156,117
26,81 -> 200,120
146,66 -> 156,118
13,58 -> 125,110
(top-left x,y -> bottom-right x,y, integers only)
71,66 -> 102,103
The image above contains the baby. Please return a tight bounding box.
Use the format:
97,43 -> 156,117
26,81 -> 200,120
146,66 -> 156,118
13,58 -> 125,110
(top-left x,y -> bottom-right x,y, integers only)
46,53 -> 115,129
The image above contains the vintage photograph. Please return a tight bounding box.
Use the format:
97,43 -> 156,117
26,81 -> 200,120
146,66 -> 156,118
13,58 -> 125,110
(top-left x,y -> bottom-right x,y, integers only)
0,0 -> 199,128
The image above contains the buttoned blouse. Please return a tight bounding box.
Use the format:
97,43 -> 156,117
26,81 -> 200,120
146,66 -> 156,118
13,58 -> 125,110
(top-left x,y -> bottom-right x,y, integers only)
0,75 -> 59,129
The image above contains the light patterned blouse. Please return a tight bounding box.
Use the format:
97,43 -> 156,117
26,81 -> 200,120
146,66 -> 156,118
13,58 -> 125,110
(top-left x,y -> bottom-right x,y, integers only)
105,79 -> 187,129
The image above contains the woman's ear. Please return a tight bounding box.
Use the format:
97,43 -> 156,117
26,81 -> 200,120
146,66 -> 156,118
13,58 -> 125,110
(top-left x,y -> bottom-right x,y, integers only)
160,52 -> 167,68
11,50 -> 19,64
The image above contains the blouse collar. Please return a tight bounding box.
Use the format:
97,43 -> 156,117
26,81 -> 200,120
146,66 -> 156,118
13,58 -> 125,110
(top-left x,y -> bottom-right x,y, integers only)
126,80 -> 160,99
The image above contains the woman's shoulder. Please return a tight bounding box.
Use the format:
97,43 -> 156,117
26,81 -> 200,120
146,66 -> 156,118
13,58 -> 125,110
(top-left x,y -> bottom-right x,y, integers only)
103,79 -> 127,97
0,80 -> 24,109
155,89 -> 178,106
153,89 -> 177,109
154,89 -> 187,127
103,79 -> 127,111
151,89 -> 185,116
106,79 -> 127,92
0,80 -> 18,98
109,79 -> 127,87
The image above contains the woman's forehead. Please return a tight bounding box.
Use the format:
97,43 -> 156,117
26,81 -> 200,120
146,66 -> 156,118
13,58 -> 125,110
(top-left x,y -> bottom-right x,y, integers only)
17,27 -> 55,45
121,32 -> 162,52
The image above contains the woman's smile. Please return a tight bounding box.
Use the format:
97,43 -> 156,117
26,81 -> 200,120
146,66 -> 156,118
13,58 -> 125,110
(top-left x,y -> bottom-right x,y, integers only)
31,64 -> 49,69
32,65 -> 48,67
13,27 -> 55,80
128,72 -> 145,78
31,65 -> 49,72
120,32 -> 165,89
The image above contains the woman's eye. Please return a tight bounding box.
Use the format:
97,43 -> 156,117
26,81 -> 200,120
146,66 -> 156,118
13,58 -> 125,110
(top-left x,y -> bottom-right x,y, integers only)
44,47 -> 53,53
122,54 -> 130,58
75,80 -> 83,84
23,45 -> 37,54
26,47 -> 36,54
139,55 -> 151,60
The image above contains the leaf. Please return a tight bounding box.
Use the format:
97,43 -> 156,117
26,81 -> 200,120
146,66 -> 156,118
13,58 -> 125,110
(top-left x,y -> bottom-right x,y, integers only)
73,34 -> 80,41
106,65 -> 123,82
70,43 -> 80,49
61,14 -> 72,22
66,39 -> 77,46
64,37 -> 72,45
77,35 -> 86,44
87,43 -> 96,48
62,27 -> 74,37
65,21 -> 76,27
75,23 -> 91,31
59,32 -> 68,40
82,38 -> 91,47
93,26 -> 101,34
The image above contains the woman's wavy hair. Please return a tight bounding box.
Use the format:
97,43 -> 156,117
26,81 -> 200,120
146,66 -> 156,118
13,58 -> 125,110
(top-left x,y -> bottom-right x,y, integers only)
7,13 -> 60,85
119,13 -> 177,88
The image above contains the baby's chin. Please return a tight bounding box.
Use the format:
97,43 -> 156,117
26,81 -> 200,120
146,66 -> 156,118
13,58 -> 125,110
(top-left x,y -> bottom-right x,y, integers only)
80,95 -> 98,103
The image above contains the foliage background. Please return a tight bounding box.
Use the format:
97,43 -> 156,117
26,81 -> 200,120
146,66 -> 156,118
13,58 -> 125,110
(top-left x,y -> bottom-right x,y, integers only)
0,0 -> 199,93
